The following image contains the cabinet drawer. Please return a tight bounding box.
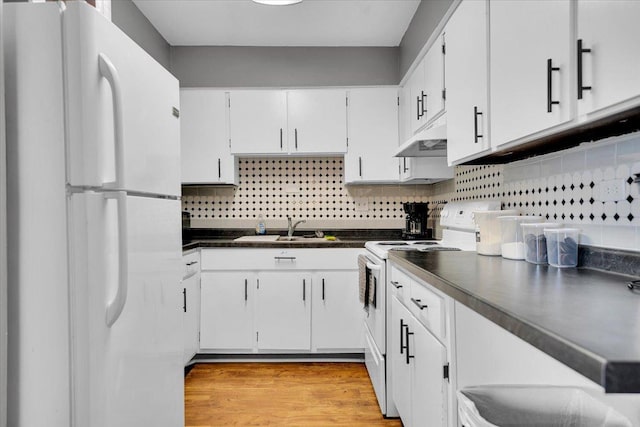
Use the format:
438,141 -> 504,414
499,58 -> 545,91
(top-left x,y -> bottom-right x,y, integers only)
201,248 -> 359,271
389,266 -> 411,304
182,250 -> 200,279
409,280 -> 445,341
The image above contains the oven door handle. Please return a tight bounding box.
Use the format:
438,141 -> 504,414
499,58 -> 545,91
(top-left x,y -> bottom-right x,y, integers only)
365,262 -> 381,271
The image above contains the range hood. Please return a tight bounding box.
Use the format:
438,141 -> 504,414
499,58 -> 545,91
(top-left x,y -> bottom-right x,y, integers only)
394,120 -> 447,158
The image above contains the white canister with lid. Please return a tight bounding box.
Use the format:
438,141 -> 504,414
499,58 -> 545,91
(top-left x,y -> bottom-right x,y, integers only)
498,215 -> 543,260
473,209 -> 518,256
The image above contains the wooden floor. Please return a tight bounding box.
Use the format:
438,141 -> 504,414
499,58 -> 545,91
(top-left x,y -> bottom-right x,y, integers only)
184,362 -> 402,426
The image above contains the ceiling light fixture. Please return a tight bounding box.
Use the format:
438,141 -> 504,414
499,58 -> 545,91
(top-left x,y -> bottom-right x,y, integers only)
252,0 -> 303,5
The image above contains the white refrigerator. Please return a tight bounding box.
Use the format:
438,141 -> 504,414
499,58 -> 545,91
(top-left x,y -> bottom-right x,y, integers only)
5,2 -> 183,427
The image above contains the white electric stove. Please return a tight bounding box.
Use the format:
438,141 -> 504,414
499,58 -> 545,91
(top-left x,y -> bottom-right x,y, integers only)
361,201 -> 501,417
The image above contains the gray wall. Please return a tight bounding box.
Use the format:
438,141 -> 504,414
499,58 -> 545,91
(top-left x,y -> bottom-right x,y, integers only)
110,0 -> 452,87
171,46 -> 399,88
399,0 -> 454,80
111,0 -> 171,70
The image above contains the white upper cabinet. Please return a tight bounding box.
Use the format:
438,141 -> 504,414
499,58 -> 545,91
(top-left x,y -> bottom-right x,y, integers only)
229,90 -> 288,155
407,58 -> 427,134
180,89 -> 237,184
576,0 -> 640,119
406,34 -> 446,136
400,156 -> 453,184
345,88 -> 400,184
229,89 -> 346,155
445,0 -> 491,165
399,83 -> 413,145
423,33 -> 446,124
287,89 -> 347,154
490,0 -> 572,148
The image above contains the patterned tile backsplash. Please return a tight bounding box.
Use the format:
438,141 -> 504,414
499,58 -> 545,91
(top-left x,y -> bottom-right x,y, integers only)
183,157 -> 434,230
183,131 -> 640,251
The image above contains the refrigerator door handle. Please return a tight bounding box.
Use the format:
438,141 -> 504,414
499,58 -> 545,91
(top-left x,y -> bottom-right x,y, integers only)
98,53 -> 125,189
104,191 -> 129,327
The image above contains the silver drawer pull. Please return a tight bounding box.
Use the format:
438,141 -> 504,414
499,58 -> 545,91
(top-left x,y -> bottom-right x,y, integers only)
186,261 -> 199,266
411,298 -> 428,310
391,281 -> 403,289
274,256 -> 296,261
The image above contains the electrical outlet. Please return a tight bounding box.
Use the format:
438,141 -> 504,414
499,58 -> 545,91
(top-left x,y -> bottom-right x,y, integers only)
593,178 -> 627,202
355,198 -> 369,212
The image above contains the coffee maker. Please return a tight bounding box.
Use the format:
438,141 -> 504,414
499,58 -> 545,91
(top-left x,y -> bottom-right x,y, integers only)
402,202 -> 431,240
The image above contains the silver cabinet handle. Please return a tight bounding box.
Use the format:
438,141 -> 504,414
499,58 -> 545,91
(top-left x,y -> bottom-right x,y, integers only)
186,261 -> 199,266
411,298 -> 428,310
391,281 -> 403,289
274,256 -> 296,261
302,279 -> 306,301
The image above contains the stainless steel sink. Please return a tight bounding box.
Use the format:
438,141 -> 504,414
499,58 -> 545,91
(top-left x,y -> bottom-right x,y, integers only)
276,236 -> 336,242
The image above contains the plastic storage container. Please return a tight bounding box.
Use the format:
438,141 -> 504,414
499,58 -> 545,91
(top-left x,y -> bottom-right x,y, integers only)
457,385 -> 632,427
498,216 -> 542,260
521,223 -> 562,265
544,228 -> 580,268
474,209 -> 518,256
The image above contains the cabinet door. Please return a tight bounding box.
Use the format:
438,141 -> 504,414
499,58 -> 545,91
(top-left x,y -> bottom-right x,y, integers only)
576,1 -> 640,117
200,272 -> 254,351
490,0 -> 572,148
399,83 -> 413,145
229,90 -> 287,154
407,59 -> 427,134
423,34 -> 445,123
182,272 -> 200,364
312,271 -> 363,351
445,0 -> 491,165
345,88 -> 399,183
411,320 -> 448,427
390,297 -> 413,425
256,271 -> 311,350
287,89 -> 347,154
180,89 -> 236,184
400,157 -> 454,183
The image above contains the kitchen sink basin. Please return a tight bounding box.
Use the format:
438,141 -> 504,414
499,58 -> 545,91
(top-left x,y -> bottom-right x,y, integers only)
276,236 -> 337,242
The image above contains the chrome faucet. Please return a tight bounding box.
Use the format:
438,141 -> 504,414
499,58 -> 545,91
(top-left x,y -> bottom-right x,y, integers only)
287,217 -> 306,239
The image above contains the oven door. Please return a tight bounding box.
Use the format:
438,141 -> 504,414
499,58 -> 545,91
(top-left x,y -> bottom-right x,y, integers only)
361,252 -> 386,355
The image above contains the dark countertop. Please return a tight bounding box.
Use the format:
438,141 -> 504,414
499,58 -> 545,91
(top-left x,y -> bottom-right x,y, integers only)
389,250 -> 640,393
182,238 -> 369,251
182,228 -> 404,252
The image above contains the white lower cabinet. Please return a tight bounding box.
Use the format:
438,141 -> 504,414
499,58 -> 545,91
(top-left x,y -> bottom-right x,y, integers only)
312,271 -> 362,351
391,296 -> 448,427
199,248 -> 361,354
256,271 -> 311,351
200,272 -> 255,351
182,250 -> 201,365
182,268 -> 200,364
